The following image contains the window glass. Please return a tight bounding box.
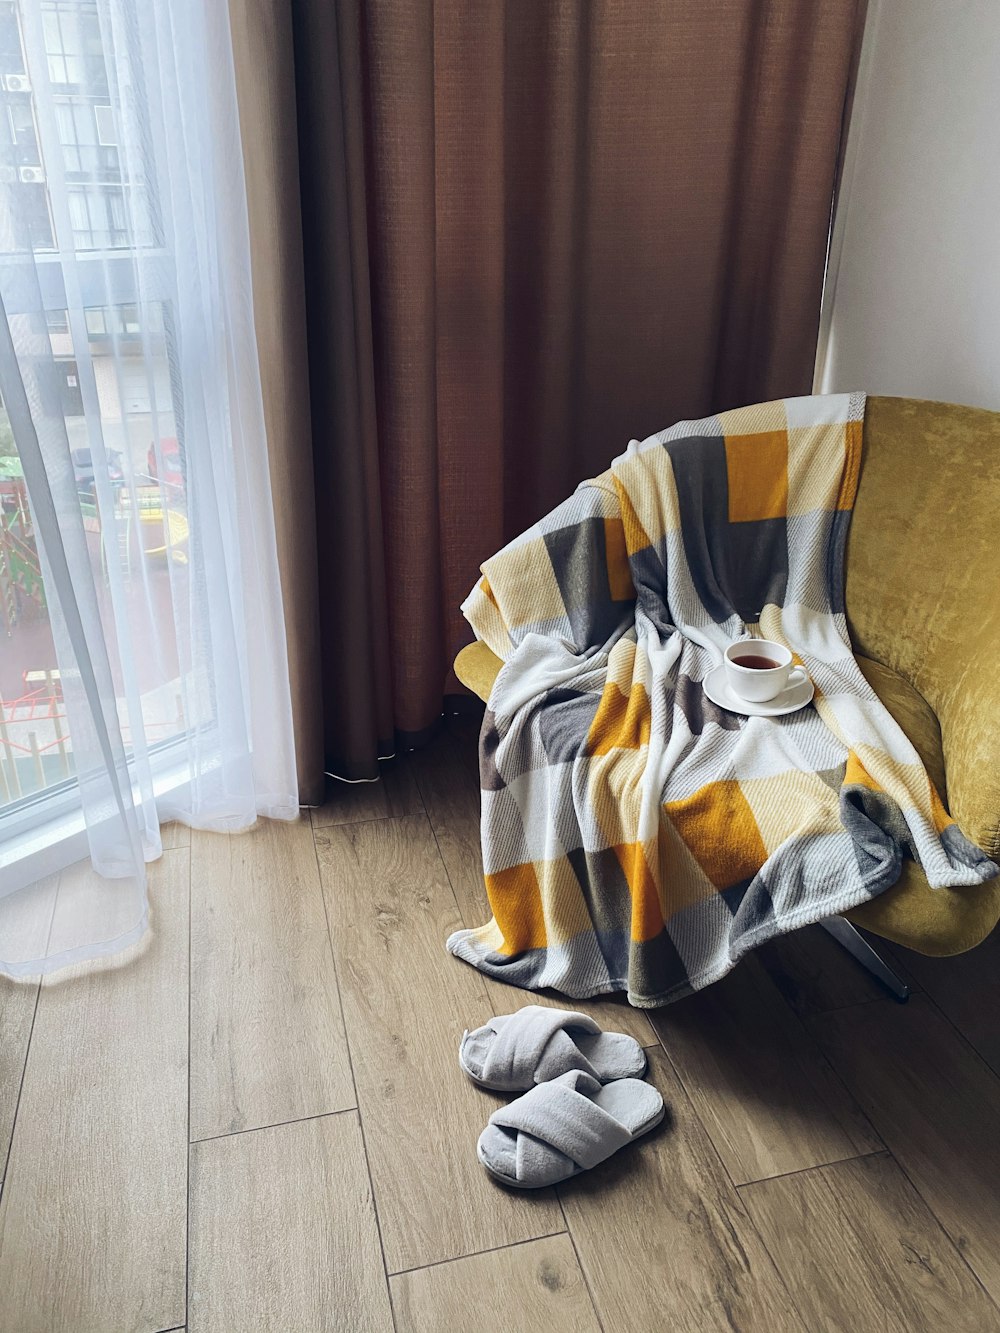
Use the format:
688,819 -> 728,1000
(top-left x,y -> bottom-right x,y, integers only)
0,2 -> 179,814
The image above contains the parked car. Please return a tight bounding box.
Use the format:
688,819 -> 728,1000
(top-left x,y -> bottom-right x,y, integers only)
146,437 -> 184,489
71,447 -> 124,493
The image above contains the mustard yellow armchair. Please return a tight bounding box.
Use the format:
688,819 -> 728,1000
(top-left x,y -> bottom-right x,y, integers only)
455,396 -> 1000,963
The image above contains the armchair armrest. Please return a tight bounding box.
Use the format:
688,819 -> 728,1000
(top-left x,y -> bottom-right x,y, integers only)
455,641 -> 504,704
938,643 -> 1000,862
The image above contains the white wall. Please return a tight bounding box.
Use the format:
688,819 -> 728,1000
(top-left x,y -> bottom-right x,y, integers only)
816,0 -> 1000,409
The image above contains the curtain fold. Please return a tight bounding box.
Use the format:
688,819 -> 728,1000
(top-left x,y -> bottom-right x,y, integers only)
290,0 -> 865,781
227,0 -> 325,805
0,0 -> 297,975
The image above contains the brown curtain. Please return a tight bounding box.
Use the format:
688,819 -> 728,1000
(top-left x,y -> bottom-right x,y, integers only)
287,0 -> 865,782
228,0 -> 325,804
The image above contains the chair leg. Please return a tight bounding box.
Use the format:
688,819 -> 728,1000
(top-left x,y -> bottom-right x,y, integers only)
819,916 -> 911,1002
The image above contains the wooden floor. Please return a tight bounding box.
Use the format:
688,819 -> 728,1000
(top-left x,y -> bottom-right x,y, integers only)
2,712 -> 1000,1331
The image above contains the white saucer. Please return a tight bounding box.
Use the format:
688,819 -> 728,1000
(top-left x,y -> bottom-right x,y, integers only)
702,663 -> 815,718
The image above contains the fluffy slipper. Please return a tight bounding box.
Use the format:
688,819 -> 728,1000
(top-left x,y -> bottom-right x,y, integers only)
477,1068 -> 664,1189
459,1005 -> 647,1092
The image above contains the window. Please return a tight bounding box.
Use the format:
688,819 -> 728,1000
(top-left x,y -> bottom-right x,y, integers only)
0,0 -> 180,816
55,98 -> 120,181
0,387 -> 67,809
14,182 -> 54,250
42,2 -> 107,95
94,101 -> 114,145
2,287 -> 183,819
0,0 -> 295,976
0,2 -> 141,254
67,182 -> 127,249
0,2 -> 24,77
6,99 -> 41,166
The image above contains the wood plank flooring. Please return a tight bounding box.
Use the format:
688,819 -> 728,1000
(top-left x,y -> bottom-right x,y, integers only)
314,811 -> 562,1274
0,967 -> 36,1192
646,954 -> 882,1185
0,853 -> 189,1333
809,995 -> 1000,1305
390,1235 -> 599,1333
741,1151 -> 998,1332
189,818 -> 354,1141
0,714 -> 998,1330
188,1112 -> 392,1332
559,1046 -> 804,1332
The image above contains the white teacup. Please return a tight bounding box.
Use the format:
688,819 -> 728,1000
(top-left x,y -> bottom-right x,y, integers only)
723,639 -> 808,703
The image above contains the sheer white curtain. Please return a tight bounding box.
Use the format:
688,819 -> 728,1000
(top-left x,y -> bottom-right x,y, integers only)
0,0 -> 297,975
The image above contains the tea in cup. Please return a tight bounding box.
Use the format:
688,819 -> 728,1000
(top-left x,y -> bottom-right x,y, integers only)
723,639 -> 808,703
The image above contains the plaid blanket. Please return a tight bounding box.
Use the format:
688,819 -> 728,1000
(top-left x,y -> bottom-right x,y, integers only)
446,393 -> 997,1007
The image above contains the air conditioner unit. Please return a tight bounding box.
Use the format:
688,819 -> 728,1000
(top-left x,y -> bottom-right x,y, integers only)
18,166 -> 44,184
4,74 -> 30,93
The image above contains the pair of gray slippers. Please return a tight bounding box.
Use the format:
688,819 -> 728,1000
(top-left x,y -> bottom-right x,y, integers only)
459,1005 -> 665,1189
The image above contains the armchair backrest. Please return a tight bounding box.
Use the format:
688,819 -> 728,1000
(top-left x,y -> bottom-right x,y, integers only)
847,395 -> 1000,855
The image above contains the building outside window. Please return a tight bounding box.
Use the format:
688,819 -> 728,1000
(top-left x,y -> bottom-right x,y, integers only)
40,1 -> 106,94
0,0 -> 183,816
